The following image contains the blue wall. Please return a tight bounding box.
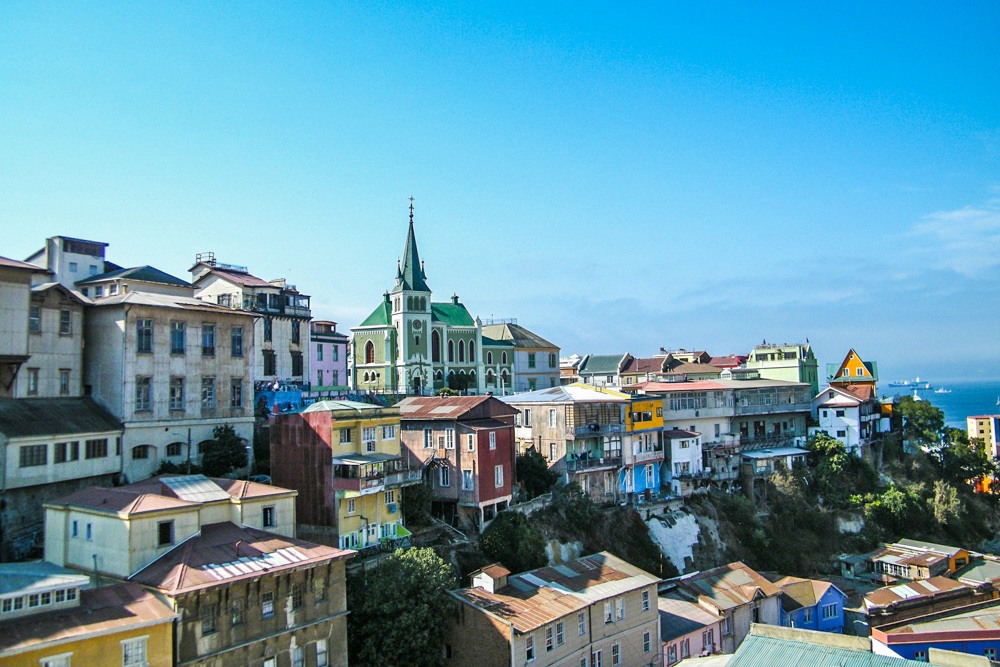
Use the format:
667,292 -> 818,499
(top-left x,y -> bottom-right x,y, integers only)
781,585 -> 846,634
882,639 -> 1000,662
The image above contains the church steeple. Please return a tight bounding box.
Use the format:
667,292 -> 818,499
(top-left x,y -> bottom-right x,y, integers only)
395,197 -> 430,293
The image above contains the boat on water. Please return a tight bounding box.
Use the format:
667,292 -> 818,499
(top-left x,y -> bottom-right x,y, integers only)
934,387 -> 951,394
889,376 -> 932,389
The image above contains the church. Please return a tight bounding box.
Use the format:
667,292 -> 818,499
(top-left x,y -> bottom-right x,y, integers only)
349,204 -> 513,395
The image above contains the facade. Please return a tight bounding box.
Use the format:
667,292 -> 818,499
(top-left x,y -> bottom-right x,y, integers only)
83,289 -> 256,482
774,576 -> 847,633
310,320 -> 348,392
576,354 -> 628,388
189,254 -> 311,387
398,395 -> 518,531
270,400 -> 420,551
20,283 -> 88,399
622,396 -> 666,502
502,384 -> 628,503
827,348 -> 879,394
664,429 -> 705,497
666,561 -> 782,653
480,337 -> 515,394
445,552 -> 661,667
868,539 -> 972,583
744,342 -> 819,396
658,596 -> 723,664
967,415 -> 1000,458
812,385 -> 883,455
481,321 -> 560,393
0,257 -> 47,398
0,564 -> 174,667
0,397 -> 122,561
24,236 -> 109,291
863,576 -> 994,630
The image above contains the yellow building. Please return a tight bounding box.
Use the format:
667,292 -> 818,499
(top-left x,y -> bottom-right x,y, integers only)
827,348 -> 878,394
0,564 -> 174,667
968,415 -> 1000,458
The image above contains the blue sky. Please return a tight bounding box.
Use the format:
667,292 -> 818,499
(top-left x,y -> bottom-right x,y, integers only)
1,2 -> 998,382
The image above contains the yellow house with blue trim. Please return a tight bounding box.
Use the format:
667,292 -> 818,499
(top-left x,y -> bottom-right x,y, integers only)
827,348 -> 878,394
622,396 -> 666,499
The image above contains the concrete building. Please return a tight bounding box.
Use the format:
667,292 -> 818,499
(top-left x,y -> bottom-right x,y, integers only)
270,400 -> 420,551
870,600 -> 1000,662
310,320 -> 348,393
398,395 -> 518,531
189,253 -> 311,388
0,563 -> 175,667
24,236 -> 110,290
20,282 -> 88,399
664,429 -> 705,497
968,415 -> 1000,458
622,396 -> 666,502
0,397 -> 122,560
745,342 -> 819,396
658,596 -> 723,664
0,256 -> 48,398
83,288 -> 256,482
480,321 -> 561,393
812,385 -> 883,455
445,552 -> 661,667
502,384 -> 628,503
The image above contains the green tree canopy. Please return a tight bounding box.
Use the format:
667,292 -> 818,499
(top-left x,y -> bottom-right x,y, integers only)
201,424 -> 247,477
347,548 -> 456,667
896,396 -> 945,449
936,428 -> 995,487
480,511 -> 548,574
516,448 -> 558,499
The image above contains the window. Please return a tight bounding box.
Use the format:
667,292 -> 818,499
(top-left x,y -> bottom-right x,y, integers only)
546,626 -> 553,651
837,430 -> 847,438
439,466 -> 450,487
642,590 -> 650,611
604,601 -> 613,624
29,306 -> 41,333
556,621 -> 564,646
822,603 -> 838,619
463,470 -> 474,490
835,409 -> 845,417
59,309 -> 72,335
291,320 -> 301,344
59,368 -> 71,395
264,659 -> 276,667
385,489 -> 395,505
525,635 -> 535,662
263,318 -> 272,342
547,409 -> 556,428
231,378 -> 243,408
201,604 -> 218,635
722,615 -> 732,635
592,649 -> 603,667
495,465 -> 504,488
263,506 -> 275,528
169,377 -> 185,410
262,591 -> 274,619
231,326 -> 244,357
316,343 -> 323,361
611,643 -> 620,666
803,607 -> 813,623
579,611 -> 587,635
262,349 -> 277,376
135,319 -> 153,353
340,428 -> 352,444
85,438 -> 108,459
467,434 -> 474,451
528,352 -> 536,368
54,441 -> 79,463
164,442 -> 181,458
170,321 -> 186,354
986,648 -> 997,660
292,646 -> 304,667
135,377 -> 151,411
26,368 -> 39,395
423,429 -> 432,448
615,596 -> 624,620
121,637 -> 147,666
201,377 -> 216,409
132,445 -> 150,460
347,498 -> 356,514
85,523 -> 92,541
291,584 -> 304,609
291,351 -> 303,376
489,431 -> 496,450
502,352 -> 507,364
95,285 -> 104,298
681,638 -> 690,658
643,631 -> 651,653
41,653 -> 71,667
19,444 -> 47,468
314,577 -> 327,603
231,600 -> 245,626
365,340 -> 375,363
362,427 -> 377,452
158,520 -> 174,546
201,324 -> 216,356
68,261 -> 77,272
704,629 -> 714,649
316,639 -> 329,667
445,428 -> 455,449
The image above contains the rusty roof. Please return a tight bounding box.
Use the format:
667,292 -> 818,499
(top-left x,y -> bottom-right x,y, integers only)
674,561 -> 781,612
0,582 -> 175,655
864,576 -> 968,610
774,576 -> 838,611
129,522 -> 353,595
398,395 -> 518,420
193,263 -> 275,288
620,356 -> 667,374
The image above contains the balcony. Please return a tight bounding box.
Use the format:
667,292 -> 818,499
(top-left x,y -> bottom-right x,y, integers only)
734,401 -> 812,416
385,468 -> 423,488
573,423 -> 624,437
332,454 -> 418,495
332,476 -> 385,495
566,454 -> 622,472
632,448 -> 664,464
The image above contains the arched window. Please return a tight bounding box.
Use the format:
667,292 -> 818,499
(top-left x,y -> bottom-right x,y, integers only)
435,370 -> 443,381
419,297 -> 426,310
487,370 -> 495,385
501,370 -> 509,386
166,442 -> 183,457
469,370 -> 476,384
448,340 -> 454,362
502,352 -> 508,365
365,340 -> 375,364
458,340 -> 465,363
132,445 -> 151,460
197,440 -> 213,455
469,342 -> 475,363
363,371 -> 370,383
432,330 -> 441,362
487,351 -> 493,365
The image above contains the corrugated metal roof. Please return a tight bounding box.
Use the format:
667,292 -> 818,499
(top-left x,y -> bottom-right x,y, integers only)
729,634 -> 929,667
0,397 -> 121,438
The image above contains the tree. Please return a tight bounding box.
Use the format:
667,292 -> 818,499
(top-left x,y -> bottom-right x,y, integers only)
932,480 -> 961,525
936,428 -> 994,488
401,482 -> 433,526
347,548 -> 456,667
480,511 -> 548,574
201,424 -> 247,477
516,448 -> 558,499
896,396 -> 945,449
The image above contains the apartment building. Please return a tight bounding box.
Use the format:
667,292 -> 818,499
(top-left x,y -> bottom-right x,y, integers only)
310,320 -> 348,391
446,552 -> 661,667
745,342 -> 819,396
270,400 -> 420,551
398,395 -> 517,531
481,321 -> 561,392
20,282 -> 88,399
968,415 -> 1000,458
622,396 -> 666,501
0,256 -> 47,398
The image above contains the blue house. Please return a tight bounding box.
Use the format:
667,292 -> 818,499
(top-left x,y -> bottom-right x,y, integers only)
776,576 -> 847,633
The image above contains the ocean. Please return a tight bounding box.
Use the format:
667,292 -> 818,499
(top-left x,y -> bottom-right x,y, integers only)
884,379 -> 1000,430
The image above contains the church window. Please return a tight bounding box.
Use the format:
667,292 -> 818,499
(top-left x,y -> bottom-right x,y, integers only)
459,340 -> 465,362
470,342 -> 475,363
365,341 -> 375,364
502,352 -> 508,365
363,372 -> 370,382
487,351 -> 493,365
432,331 -> 441,362
448,340 -> 454,362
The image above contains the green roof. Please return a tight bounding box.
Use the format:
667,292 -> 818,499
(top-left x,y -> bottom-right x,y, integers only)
431,302 -> 475,326
75,265 -> 191,287
578,354 -> 624,375
482,336 -> 515,348
394,215 -> 430,293
359,300 -> 391,327
730,633 -> 930,667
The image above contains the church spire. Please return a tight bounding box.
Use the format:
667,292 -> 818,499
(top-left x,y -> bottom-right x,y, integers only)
395,197 -> 430,293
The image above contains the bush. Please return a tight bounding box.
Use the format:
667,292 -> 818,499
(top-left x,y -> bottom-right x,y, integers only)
480,511 -> 548,574
402,483 -> 433,526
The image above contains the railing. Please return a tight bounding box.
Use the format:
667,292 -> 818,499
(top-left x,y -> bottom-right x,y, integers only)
573,423 -> 624,437
331,476 -> 385,494
566,455 -> 622,472
385,469 -> 423,487
632,449 -> 664,464
734,402 -> 812,416
671,469 -> 712,480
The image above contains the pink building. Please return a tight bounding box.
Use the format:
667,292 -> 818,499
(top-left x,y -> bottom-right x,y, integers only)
658,597 -> 724,664
311,320 -> 348,391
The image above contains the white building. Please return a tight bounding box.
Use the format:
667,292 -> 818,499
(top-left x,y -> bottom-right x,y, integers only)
24,236 -> 109,290
811,385 -> 882,455
0,257 -> 47,398
20,282 -> 89,399
664,429 -> 704,497
481,321 -> 560,393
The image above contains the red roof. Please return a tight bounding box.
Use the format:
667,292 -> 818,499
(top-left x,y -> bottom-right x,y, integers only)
195,264 -> 274,288
398,395 -> 518,420
620,357 -> 666,374
710,355 -> 747,369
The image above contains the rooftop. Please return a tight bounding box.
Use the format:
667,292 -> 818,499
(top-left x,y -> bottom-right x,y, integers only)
398,395 -> 518,420
864,576 -> 968,610
480,322 -> 558,350
75,264 -> 191,287
741,447 -> 809,460
774,576 -> 841,611
0,561 -> 89,597
673,561 -> 781,612
500,383 -> 630,405
658,596 -> 721,642
0,397 -> 121,439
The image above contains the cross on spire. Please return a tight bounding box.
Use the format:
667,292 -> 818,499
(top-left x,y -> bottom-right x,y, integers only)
409,196 -> 415,224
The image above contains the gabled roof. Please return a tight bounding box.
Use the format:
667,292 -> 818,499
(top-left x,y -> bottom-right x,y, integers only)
0,255 -> 49,273
303,399 -> 396,414
500,383 -> 629,405
620,356 -> 666,375
864,576 -> 967,610
0,397 -> 121,438
481,335 -> 515,348
480,323 -> 557,350
87,291 -> 250,315
658,597 -> 721,641
190,263 -> 275,288
75,265 -> 191,287
710,354 -> 747,368
129,521 -> 353,595
774,576 -> 841,611
431,301 -> 475,326
673,561 -> 781,612
398,395 -> 518,420
31,281 -> 91,304
577,354 -> 625,375
358,299 -> 391,327
729,628 -> 929,667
